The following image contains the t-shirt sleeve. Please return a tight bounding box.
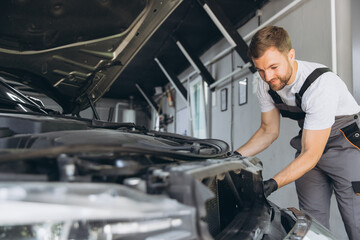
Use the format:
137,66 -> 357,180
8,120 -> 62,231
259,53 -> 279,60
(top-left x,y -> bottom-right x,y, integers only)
257,80 -> 275,113
302,72 -> 339,130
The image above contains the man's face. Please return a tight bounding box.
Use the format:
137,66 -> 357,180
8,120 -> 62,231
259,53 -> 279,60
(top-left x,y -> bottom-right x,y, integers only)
253,47 -> 295,91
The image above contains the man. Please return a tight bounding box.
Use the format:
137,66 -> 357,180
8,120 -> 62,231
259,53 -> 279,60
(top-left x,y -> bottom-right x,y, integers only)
235,26 -> 360,239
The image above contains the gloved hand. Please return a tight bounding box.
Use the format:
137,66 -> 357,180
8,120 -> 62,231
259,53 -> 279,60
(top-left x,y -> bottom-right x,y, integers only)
263,178 -> 278,197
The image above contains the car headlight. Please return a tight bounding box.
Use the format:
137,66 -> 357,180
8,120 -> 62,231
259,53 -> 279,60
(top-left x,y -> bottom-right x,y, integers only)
283,207 -> 336,240
0,182 -> 197,240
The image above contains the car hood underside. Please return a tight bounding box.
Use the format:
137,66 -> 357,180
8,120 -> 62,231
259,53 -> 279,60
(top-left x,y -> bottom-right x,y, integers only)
0,0 -> 182,114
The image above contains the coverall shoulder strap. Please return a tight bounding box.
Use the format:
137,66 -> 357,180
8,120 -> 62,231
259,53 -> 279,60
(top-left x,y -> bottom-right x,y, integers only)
295,67 -> 331,108
268,89 -> 283,104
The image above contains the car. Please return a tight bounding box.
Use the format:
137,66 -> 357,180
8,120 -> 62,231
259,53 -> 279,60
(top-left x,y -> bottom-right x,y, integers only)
0,0 -> 336,239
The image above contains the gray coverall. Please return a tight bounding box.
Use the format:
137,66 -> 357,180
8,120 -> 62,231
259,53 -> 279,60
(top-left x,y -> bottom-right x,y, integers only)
268,68 -> 360,240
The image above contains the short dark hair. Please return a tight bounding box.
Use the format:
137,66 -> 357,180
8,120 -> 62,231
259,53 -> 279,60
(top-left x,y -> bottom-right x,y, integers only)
248,26 -> 292,59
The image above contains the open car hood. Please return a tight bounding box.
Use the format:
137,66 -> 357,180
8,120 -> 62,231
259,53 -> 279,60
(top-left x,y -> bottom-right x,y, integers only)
0,0 -> 182,114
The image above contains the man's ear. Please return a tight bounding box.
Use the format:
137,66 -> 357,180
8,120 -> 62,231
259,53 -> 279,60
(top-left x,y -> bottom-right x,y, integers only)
288,49 -> 295,62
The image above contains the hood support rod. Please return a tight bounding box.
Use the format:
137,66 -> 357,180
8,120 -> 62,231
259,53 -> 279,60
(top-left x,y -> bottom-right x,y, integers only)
136,83 -> 162,116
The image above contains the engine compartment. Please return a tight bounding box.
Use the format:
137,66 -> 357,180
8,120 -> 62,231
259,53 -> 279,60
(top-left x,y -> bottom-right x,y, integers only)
0,112 -> 296,239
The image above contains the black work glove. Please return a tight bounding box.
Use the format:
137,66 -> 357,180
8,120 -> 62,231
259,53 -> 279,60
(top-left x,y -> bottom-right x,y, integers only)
263,178 -> 278,198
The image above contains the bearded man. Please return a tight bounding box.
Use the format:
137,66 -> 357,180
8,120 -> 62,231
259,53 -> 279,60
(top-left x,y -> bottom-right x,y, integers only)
235,26 -> 360,240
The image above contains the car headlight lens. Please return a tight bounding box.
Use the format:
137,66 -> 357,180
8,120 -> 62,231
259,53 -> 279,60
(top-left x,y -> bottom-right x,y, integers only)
0,182 -> 197,240
284,207 -> 335,240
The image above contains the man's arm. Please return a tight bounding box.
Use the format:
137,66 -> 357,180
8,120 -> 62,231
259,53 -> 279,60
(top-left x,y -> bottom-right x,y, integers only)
273,127 -> 331,188
236,108 -> 280,156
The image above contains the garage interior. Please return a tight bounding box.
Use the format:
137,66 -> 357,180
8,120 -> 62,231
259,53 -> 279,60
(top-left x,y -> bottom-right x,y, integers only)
18,0 -> 359,239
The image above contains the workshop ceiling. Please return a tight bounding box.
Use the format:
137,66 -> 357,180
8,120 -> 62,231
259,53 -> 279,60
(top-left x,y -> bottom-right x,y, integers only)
104,0 -> 269,103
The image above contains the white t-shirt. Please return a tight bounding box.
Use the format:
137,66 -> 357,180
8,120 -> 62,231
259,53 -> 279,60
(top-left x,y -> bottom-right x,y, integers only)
257,60 -> 360,130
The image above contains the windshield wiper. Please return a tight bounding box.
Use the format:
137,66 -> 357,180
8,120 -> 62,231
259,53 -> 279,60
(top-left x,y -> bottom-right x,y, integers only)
0,96 -> 47,114
0,78 -> 48,114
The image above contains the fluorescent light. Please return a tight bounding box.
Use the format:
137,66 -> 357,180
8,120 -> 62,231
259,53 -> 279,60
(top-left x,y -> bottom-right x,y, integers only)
203,4 -> 237,48
176,41 -> 201,73
154,58 -> 187,103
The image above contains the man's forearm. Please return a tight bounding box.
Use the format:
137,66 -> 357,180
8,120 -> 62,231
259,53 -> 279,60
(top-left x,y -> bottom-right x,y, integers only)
273,128 -> 331,188
236,127 -> 278,156
236,108 -> 280,156
273,151 -> 319,188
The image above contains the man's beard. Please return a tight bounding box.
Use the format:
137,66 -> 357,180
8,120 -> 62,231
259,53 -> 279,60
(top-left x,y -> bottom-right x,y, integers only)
268,64 -> 293,91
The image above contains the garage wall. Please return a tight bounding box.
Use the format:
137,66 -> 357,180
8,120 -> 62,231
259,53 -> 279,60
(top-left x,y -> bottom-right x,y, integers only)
158,0 -> 356,239
352,0 -> 360,103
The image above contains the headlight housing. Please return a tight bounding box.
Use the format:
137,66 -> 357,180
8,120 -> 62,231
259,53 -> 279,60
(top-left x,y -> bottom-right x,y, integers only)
283,207 -> 336,240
